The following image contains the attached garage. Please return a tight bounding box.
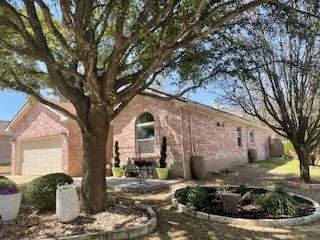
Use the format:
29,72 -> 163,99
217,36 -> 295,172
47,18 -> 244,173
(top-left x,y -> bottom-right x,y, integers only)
20,137 -> 62,175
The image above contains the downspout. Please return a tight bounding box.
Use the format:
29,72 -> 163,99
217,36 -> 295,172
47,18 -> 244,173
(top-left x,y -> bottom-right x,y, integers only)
190,111 -> 196,156
180,108 -> 186,179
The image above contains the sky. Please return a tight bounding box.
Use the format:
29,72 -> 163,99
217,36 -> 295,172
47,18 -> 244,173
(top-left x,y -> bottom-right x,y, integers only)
0,86 -> 217,121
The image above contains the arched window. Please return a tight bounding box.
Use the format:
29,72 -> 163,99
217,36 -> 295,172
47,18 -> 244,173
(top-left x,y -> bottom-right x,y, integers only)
136,113 -> 155,153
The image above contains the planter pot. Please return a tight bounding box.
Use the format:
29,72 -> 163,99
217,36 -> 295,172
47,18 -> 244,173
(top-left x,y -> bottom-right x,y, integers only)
156,168 -> 169,180
220,192 -> 241,214
248,149 -> 257,163
190,156 -> 206,180
112,167 -> 122,178
112,167 -> 122,177
56,188 -> 80,223
0,191 -> 22,221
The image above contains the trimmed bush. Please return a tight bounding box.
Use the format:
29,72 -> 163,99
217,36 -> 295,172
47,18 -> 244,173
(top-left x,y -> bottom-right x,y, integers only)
187,186 -> 208,209
254,186 -> 297,216
25,173 -> 73,210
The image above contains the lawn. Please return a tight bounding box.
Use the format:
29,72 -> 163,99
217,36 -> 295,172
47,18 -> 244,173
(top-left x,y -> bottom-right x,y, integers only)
258,158 -> 320,179
0,164 -> 10,174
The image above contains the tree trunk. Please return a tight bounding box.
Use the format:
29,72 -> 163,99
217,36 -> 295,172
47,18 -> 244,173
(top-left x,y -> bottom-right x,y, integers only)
80,111 -> 109,214
296,148 -> 310,183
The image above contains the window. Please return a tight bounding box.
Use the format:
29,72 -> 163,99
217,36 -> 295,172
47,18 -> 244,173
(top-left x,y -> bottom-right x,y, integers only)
237,127 -> 242,147
136,112 -> 155,153
250,130 -> 255,144
216,121 -> 225,129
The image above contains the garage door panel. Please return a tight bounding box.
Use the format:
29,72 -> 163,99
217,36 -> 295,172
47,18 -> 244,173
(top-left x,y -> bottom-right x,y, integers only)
21,137 -> 62,175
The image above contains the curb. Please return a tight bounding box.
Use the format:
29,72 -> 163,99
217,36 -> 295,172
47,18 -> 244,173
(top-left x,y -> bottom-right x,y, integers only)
46,204 -> 157,240
284,179 -> 320,190
171,185 -> 320,227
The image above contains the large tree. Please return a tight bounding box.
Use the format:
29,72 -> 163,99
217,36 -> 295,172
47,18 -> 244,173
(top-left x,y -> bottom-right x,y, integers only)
208,2 -> 320,182
0,0 -> 311,212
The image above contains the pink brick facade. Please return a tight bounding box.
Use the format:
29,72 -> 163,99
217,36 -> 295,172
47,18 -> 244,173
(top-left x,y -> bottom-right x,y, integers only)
112,95 -> 275,178
10,103 -> 83,176
9,93 -> 276,178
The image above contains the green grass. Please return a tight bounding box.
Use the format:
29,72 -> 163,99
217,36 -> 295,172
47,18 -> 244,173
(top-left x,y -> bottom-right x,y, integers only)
258,158 -> 320,179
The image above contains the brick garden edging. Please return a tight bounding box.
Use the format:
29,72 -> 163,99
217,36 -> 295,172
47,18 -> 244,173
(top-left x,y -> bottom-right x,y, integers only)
47,204 -> 157,240
171,186 -> 320,227
284,178 -> 320,190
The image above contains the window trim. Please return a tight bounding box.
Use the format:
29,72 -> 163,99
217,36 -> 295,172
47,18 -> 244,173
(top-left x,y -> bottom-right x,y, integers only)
237,127 -> 242,147
135,112 -> 155,154
249,130 -> 255,144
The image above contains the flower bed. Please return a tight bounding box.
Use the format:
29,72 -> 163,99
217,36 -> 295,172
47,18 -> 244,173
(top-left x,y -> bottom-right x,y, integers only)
0,202 -> 157,240
284,177 -> 320,189
171,185 -> 320,226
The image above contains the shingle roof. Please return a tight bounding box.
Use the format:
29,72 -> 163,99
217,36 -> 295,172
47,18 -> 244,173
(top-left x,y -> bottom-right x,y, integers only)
0,121 -> 11,135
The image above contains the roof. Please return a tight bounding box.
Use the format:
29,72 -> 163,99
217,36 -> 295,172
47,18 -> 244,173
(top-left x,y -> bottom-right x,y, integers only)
0,121 -> 11,136
145,88 -> 268,129
45,98 -> 77,115
7,88 -> 269,132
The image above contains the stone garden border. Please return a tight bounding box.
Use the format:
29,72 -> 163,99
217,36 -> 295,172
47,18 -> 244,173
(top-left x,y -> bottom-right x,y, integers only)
284,178 -> 320,190
47,203 -> 157,240
170,185 -> 320,227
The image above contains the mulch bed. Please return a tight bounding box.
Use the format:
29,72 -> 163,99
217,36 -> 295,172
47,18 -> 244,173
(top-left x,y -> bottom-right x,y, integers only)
176,186 -> 315,219
288,177 -> 320,184
0,202 -> 149,240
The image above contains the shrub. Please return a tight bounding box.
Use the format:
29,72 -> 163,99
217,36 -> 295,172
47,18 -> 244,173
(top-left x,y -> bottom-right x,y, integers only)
175,187 -> 191,205
187,186 -> 208,209
234,184 -> 249,196
284,140 -> 295,158
0,178 -> 19,194
254,186 -> 297,216
25,173 -> 73,210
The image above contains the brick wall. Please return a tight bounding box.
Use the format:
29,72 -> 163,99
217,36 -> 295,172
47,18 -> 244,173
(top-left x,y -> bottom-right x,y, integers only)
112,95 -> 275,178
10,104 -> 71,175
112,95 -> 184,175
0,135 -> 12,164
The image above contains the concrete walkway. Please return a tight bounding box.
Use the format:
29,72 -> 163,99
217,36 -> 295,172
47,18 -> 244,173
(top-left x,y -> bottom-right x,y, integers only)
73,177 -> 182,193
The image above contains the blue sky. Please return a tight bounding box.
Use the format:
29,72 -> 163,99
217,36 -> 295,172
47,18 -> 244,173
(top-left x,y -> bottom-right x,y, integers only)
0,86 -> 216,121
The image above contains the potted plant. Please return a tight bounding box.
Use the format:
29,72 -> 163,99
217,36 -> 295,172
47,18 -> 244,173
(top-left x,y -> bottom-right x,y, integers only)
156,136 -> 169,179
56,183 -> 79,223
112,141 -> 122,177
0,177 -> 22,221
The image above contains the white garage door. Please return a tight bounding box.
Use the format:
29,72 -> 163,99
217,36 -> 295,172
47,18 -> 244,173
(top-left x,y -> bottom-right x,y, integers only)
21,137 -> 62,175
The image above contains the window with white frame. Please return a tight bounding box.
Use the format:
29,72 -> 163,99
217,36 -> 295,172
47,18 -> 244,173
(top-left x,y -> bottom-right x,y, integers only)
249,130 -> 255,144
237,127 -> 242,147
136,112 -> 155,154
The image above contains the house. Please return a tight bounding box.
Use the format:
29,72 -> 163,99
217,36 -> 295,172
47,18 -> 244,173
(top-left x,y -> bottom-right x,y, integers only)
0,121 -> 12,164
8,89 -> 277,177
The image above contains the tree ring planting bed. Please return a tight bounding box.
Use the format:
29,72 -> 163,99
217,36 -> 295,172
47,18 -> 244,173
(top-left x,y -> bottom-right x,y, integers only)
171,185 -> 320,227
284,177 -> 320,190
0,202 -> 157,240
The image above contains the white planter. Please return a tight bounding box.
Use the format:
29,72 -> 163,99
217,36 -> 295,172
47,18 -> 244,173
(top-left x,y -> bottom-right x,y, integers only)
56,188 -> 80,223
0,191 -> 22,221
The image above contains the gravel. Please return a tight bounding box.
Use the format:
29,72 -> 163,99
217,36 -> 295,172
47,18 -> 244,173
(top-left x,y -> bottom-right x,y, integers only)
0,203 -> 148,240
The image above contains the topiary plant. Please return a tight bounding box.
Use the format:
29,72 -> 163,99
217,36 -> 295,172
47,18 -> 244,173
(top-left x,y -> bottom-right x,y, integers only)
25,173 -> 73,210
254,186 -> 297,216
159,136 -> 167,168
114,141 -> 120,168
